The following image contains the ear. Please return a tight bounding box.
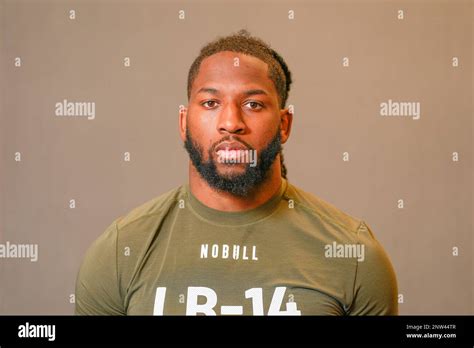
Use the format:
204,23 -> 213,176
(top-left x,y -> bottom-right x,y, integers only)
179,105 -> 187,141
279,107 -> 293,144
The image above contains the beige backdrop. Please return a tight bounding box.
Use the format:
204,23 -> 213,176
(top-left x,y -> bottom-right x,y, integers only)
0,0 -> 472,314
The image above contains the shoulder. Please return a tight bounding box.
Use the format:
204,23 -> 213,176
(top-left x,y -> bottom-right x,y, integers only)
76,185 -> 187,314
284,180 -> 363,238
116,185 -> 186,230
82,184 -> 186,271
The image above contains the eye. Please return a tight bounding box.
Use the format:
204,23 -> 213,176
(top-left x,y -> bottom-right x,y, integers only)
202,100 -> 219,109
245,101 -> 264,110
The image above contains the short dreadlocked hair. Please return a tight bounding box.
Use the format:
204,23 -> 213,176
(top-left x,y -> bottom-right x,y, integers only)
187,29 -> 292,109
186,29 -> 292,179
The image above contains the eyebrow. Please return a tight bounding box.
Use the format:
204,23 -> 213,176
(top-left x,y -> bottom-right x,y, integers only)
196,87 -> 269,97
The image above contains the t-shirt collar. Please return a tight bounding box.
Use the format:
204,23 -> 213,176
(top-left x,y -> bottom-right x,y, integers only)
185,178 -> 288,226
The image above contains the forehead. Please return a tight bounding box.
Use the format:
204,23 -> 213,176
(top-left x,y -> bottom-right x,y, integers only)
192,51 -> 276,95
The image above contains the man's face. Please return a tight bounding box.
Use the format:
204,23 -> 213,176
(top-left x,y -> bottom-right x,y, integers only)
182,51 -> 287,196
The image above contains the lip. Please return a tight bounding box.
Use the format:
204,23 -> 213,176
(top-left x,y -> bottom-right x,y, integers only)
215,141 -> 249,153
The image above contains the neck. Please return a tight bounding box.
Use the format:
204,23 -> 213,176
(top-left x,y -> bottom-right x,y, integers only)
188,162 -> 282,212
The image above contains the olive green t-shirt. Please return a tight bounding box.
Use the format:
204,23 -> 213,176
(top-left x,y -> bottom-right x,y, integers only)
75,179 -> 398,315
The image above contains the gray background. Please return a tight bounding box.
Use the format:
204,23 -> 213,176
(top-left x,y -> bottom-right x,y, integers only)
0,0 -> 472,314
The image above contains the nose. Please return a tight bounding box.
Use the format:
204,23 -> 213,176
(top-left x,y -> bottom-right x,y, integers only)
217,102 -> 246,135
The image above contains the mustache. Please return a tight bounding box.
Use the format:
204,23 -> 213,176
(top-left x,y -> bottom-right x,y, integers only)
210,136 -> 254,153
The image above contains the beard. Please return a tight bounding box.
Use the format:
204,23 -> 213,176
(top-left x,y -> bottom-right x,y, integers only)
184,126 -> 282,197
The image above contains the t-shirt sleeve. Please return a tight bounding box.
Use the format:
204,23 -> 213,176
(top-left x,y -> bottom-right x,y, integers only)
348,221 -> 399,315
74,219 -> 126,315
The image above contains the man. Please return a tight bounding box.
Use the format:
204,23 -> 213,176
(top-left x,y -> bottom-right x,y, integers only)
75,30 -> 398,315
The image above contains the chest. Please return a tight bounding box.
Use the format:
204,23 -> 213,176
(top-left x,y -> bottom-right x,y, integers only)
123,215 -> 351,315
